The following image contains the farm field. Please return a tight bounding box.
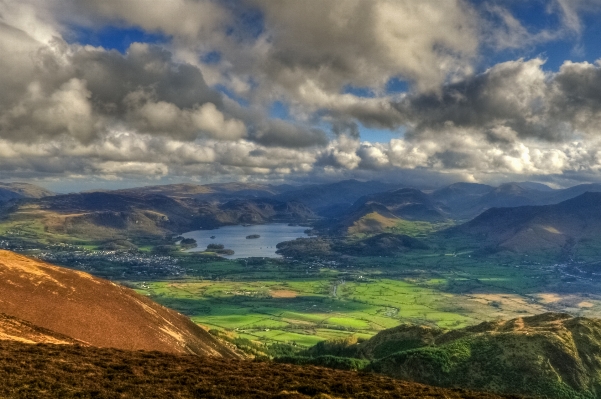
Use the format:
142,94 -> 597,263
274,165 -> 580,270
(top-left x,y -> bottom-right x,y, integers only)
132,252 -> 601,347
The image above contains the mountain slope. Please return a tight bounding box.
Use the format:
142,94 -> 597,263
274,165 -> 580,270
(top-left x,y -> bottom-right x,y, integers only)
452,192 -> 601,254
332,188 -> 448,235
0,250 -> 238,357
370,313 -> 601,399
0,313 -> 84,345
274,179 -> 397,217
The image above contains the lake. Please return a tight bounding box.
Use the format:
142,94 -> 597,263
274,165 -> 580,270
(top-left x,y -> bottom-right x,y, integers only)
181,224 -> 309,259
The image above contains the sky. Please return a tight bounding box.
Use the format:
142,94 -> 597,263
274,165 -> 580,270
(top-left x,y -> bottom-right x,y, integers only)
2,0 -> 601,191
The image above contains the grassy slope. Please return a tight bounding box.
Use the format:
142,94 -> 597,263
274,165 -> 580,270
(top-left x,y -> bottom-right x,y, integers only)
309,313 -> 601,399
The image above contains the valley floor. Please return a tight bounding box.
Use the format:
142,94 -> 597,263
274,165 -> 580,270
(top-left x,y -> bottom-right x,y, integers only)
128,251 -> 601,348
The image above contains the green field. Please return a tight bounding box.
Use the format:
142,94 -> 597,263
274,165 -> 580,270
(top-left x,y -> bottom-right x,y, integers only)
130,250 -> 601,348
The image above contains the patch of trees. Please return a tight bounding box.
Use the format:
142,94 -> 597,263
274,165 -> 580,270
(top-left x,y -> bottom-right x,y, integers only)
205,243 -> 234,255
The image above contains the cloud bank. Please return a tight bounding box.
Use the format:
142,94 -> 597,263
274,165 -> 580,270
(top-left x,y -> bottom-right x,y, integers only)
1,0 -> 601,189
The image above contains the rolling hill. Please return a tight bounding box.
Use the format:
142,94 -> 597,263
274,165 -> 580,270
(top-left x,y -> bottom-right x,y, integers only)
303,312 -> 601,399
0,250 -> 238,357
0,182 -> 54,202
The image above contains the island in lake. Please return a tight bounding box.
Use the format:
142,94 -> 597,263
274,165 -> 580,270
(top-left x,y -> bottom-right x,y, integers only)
246,234 -> 261,239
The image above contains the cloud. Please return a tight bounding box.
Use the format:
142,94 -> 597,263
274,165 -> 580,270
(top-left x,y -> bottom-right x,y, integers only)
251,119 -> 328,148
65,0 -> 230,44
395,58 -> 554,141
394,57 -> 601,146
250,0 -> 479,94
4,0 -> 601,188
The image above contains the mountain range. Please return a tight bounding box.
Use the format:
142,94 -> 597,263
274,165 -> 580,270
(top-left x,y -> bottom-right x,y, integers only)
4,179 -> 601,259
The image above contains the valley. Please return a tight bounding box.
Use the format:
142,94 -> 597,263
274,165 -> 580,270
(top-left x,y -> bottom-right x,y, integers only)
3,179 -> 601,398
3,179 -> 601,351
126,250 -> 601,349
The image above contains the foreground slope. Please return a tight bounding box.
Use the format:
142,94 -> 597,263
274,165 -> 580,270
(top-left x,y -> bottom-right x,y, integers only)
0,250 -> 238,357
0,340 -> 518,399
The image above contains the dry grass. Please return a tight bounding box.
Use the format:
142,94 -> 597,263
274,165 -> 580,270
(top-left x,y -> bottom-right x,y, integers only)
0,340 -> 521,399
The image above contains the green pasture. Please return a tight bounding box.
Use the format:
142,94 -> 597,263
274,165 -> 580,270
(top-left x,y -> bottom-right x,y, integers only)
133,258 -> 559,347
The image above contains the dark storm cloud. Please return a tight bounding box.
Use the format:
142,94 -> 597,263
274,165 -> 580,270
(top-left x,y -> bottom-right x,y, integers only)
251,119 -> 328,148
71,44 -> 222,111
395,58 -> 601,144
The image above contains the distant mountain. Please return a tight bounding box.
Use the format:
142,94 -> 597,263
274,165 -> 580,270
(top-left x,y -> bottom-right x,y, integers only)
330,188 -> 448,235
351,188 -> 448,222
196,198 -> 316,229
0,250 -> 238,357
516,181 -> 554,191
543,183 -> 601,205
113,182 -> 292,201
305,313 -> 601,399
0,182 -> 54,202
0,192 -> 314,245
452,192 -> 601,255
274,179 -> 398,217
431,182 -> 554,219
476,182 -> 545,208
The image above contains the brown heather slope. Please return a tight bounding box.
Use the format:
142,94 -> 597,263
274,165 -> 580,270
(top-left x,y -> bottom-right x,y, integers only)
0,250 -> 238,357
0,340 -> 520,399
0,313 -> 84,345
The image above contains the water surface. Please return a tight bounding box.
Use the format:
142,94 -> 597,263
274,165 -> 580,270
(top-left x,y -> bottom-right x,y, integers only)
181,224 -> 308,259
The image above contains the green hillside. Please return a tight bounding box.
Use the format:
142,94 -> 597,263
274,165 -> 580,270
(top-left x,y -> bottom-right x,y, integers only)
299,313 -> 601,399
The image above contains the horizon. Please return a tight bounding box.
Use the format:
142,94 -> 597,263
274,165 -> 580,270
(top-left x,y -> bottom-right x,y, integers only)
2,176 -> 596,195
3,1 -> 601,191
